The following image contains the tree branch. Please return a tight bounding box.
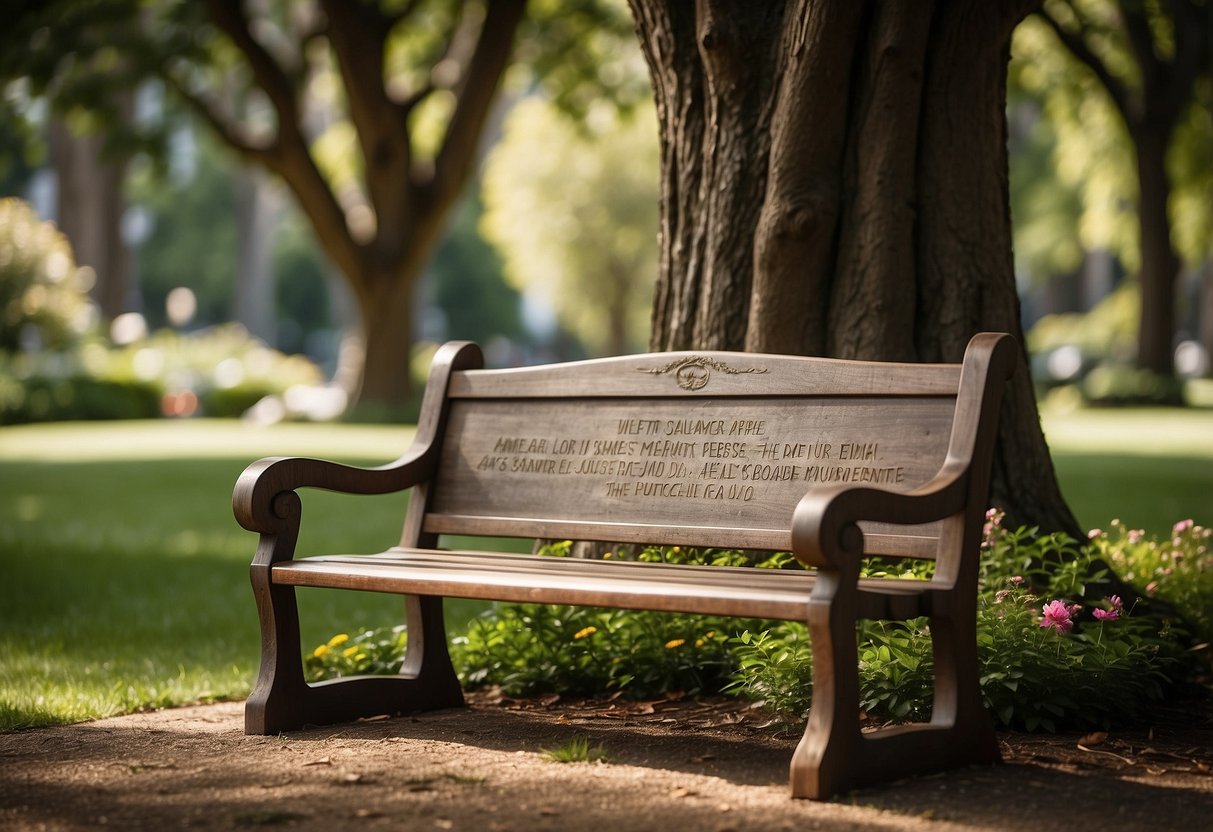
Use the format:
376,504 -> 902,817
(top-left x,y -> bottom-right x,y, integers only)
319,0 -> 413,240
205,0 -> 300,127
429,0 -> 527,212
161,70 -> 273,165
1037,2 -> 1134,121
396,5 -> 468,116
1159,0 -> 1212,120
200,0 -> 364,288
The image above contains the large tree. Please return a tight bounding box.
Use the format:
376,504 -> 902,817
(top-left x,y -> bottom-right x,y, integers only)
626,0 -> 1081,536
1034,0 -> 1212,382
2,0 -> 633,409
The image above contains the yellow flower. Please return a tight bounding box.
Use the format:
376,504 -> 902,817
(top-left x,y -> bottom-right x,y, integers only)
603,552 -> 613,559
695,639 -> 705,648
327,633 -> 349,648
342,646 -> 359,657
312,644 -> 330,658
664,639 -> 685,649
573,626 -> 598,640
354,653 -> 367,662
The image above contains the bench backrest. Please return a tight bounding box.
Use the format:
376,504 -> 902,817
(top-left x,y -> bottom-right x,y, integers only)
402,335 -> 1014,560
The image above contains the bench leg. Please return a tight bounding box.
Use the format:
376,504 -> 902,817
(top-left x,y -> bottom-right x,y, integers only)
790,579 -> 862,799
790,589 -> 1000,799
927,600 -> 1001,760
246,561 -> 464,735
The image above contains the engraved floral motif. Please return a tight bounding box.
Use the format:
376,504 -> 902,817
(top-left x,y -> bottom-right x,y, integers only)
637,356 -> 768,391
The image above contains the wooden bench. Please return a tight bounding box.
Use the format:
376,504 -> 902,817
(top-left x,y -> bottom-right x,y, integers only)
234,332 -> 1017,799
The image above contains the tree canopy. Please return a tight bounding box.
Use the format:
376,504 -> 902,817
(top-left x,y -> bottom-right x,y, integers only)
481,96 -> 657,357
1024,0 -> 1212,380
1,0 -> 638,409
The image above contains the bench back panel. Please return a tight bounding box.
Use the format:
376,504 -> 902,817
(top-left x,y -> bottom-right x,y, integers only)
420,351 -> 964,554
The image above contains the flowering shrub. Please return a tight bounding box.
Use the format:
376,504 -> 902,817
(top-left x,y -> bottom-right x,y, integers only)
729,517 -> 1185,731
303,627 -> 407,683
311,518 -> 1205,732
1090,518 -> 1213,643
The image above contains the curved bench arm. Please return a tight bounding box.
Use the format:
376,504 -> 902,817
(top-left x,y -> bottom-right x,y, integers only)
232,340 -> 484,535
233,451 -> 434,534
791,466 -> 969,571
792,332 -> 1017,573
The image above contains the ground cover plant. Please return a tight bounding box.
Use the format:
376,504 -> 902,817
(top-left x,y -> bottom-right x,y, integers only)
726,512 -> 1207,731
1,407 -> 1208,731
415,515 -> 1204,731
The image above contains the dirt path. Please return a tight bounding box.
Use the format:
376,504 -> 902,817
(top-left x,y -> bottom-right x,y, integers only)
2,694 -> 1210,831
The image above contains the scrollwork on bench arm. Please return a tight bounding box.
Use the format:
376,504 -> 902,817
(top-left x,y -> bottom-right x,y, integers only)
232,340 -> 485,537
791,469 -> 970,571
232,451 -> 434,535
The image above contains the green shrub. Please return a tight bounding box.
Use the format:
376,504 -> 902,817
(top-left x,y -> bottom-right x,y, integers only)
1091,518 -> 1213,643
0,198 -> 95,354
0,365 -> 161,424
311,519 -> 1205,732
1080,364 -> 1185,406
303,627 -> 408,683
729,512 -> 1188,730
0,324 -> 326,424
452,544 -> 748,697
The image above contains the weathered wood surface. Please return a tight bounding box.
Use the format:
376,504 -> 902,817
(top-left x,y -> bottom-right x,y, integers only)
235,333 -> 1017,800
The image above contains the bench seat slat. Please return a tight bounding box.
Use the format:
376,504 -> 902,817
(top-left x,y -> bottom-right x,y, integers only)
421,515 -> 795,551
272,550 -> 932,621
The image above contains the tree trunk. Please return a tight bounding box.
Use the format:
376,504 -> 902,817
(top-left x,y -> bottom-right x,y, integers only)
629,0 -> 1082,539
48,117 -> 132,320
231,167 -> 279,344
1132,125 -> 1180,379
632,0 -> 787,351
353,267 -> 421,413
1201,260 -> 1213,376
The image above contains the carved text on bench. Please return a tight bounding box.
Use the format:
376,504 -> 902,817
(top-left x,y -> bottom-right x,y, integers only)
472,410 -> 909,505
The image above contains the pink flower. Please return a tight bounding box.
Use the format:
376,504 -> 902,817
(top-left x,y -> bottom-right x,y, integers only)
1088,528 -> 1103,539
1109,595 -> 1123,610
1010,575 -> 1024,585
1093,608 -> 1119,621
1040,600 -> 1074,633
1173,519 -> 1194,535
1128,529 -> 1145,543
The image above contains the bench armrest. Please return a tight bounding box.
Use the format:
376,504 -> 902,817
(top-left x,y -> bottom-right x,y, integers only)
791,466 -> 969,571
233,340 -> 485,536
792,332 -> 1016,573
233,449 -> 435,534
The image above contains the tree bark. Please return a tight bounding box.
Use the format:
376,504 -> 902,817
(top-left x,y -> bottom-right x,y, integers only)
633,1 -> 785,351
629,0 -> 1082,539
355,271 -> 418,412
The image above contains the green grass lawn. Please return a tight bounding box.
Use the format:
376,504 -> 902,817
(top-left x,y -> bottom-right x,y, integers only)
0,420 -> 518,730
1043,406 -> 1213,534
1,409 -> 1210,730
